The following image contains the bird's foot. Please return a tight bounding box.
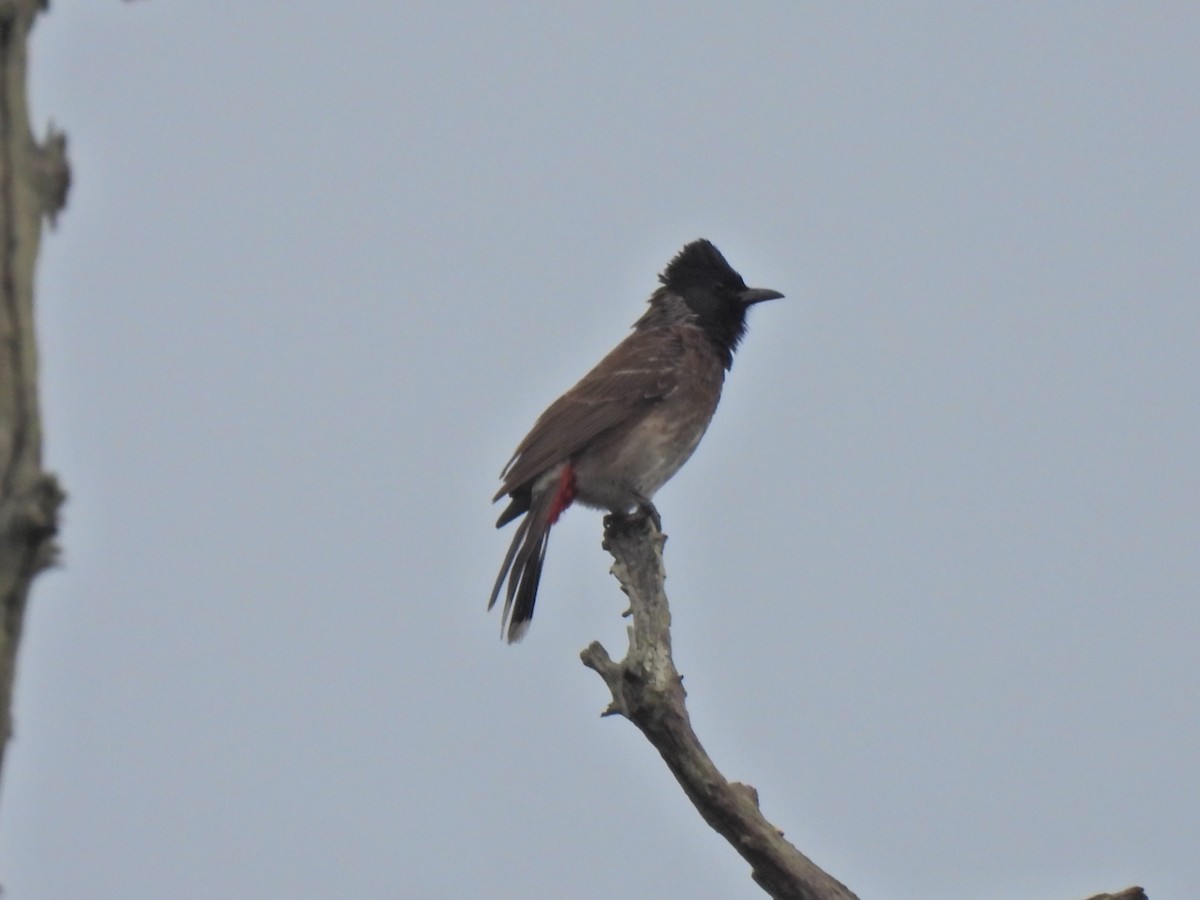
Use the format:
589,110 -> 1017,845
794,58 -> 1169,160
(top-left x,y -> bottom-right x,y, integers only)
635,500 -> 662,532
604,500 -> 662,536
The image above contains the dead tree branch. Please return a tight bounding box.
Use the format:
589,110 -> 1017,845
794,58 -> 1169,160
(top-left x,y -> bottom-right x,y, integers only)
0,0 -> 69,785
580,514 -> 1145,900
580,513 -> 857,900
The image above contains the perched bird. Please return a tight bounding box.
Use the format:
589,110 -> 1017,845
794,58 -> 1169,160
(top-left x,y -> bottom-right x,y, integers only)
489,239 -> 782,642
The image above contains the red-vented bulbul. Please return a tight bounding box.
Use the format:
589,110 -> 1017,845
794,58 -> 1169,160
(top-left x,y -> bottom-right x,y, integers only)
489,239 -> 782,642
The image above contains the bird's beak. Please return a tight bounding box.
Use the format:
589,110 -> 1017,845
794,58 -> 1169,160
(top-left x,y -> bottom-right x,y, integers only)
739,287 -> 784,305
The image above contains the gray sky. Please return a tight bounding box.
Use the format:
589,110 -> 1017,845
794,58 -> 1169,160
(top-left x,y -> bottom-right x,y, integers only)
2,4 -> 1197,898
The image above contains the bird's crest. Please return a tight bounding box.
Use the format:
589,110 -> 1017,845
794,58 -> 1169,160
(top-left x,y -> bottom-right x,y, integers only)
659,239 -> 745,292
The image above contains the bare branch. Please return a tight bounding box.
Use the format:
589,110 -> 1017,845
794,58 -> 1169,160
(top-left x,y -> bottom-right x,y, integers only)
581,513 -> 857,900
0,0 -> 68,785
582,514 -> 1147,900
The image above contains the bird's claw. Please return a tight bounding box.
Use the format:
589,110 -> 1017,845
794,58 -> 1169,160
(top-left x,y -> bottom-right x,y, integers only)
602,501 -> 661,536
637,501 -> 662,531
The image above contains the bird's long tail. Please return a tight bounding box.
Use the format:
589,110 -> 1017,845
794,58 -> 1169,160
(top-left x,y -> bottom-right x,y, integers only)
489,465 -> 575,642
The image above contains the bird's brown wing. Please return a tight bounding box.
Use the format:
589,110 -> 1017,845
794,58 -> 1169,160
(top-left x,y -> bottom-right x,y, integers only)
495,327 -> 682,499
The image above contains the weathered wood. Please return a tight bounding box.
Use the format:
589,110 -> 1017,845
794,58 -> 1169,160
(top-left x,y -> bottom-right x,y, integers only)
582,513 -> 1146,900
582,513 -> 858,900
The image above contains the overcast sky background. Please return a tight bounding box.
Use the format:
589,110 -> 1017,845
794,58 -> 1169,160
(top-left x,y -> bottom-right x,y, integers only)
1,4 -> 1197,899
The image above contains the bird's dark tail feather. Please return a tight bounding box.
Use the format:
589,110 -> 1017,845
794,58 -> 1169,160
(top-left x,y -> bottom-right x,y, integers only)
488,493 -> 554,643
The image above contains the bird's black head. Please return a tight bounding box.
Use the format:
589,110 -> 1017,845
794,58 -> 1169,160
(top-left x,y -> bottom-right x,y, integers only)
659,239 -> 783,367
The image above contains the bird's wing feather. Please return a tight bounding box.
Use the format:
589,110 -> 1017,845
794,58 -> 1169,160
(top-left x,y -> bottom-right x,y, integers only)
495,327 -> 682,498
